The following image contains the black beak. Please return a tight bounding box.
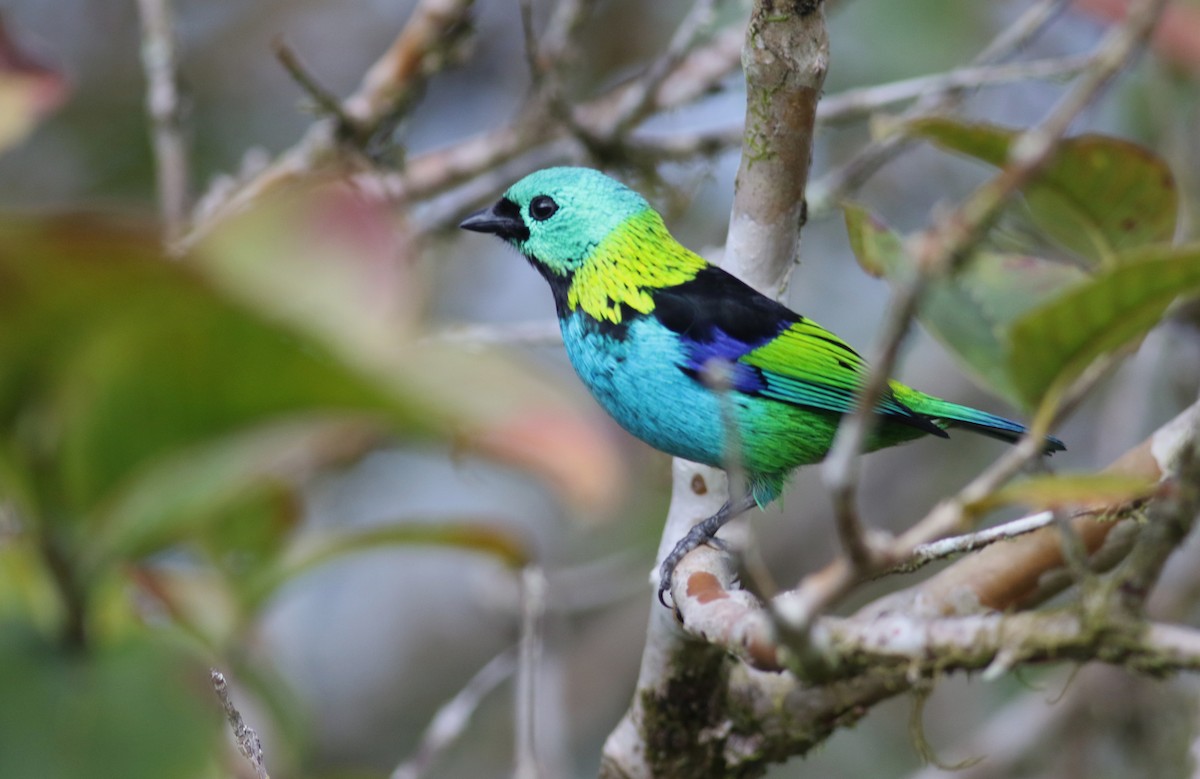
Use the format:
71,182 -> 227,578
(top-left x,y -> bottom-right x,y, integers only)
459,198 -> 529,242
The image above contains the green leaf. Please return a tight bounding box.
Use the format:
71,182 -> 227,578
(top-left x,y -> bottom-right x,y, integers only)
0,211 -> 623,547
845,203 -> 1088,405
844,202 -> 911,280
1006,244 -> 1200,409
0,218 -> 417,518
89,415 -> 378,565
908,118 -> 1179,265
969,473 -> 1156,514
0,625 -> 221,779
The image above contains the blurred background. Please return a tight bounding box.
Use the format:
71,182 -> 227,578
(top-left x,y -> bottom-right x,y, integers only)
1,1 -> 1199,777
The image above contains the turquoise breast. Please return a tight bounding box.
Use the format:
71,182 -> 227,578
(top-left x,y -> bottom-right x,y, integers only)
559,312 -> 729,469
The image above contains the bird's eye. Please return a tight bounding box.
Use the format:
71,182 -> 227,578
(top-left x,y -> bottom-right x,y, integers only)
529,195 -> 559,222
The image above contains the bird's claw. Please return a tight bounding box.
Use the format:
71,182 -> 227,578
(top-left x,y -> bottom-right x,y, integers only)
656,524 -> 727,608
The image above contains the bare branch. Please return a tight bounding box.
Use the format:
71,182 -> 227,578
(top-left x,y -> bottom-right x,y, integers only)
391,649 -> 517,779
893,510 -> 1057,575
808,0 -> 1072,215
183,0 -> 476,249
211,669 -> 268,779
514,565 -> 547,779
816,610 -> 1200,679
135,0 -> 189,245
601,6 -> 829,775
606,0 -> 721,137
818,53 -> 1091,125
272,40 -> 351,125
340,0 -> 474,138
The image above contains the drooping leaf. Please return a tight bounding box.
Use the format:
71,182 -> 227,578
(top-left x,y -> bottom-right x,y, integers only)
1006,245 -> 1200,410
968,473 -> 1157,514
907,118 -> 1178,265
845,202 -> 910,280
89,415 -> 380,565
845,203 -> 1088,406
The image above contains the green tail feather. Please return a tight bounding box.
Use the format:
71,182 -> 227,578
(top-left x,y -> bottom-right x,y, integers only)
900,391 -> 1066,454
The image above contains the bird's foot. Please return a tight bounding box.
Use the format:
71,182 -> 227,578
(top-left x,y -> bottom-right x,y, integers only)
656,521 -> 729,608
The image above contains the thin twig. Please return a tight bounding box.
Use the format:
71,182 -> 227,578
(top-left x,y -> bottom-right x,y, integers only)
340,0 -> 475,137
272,39 -> 352,126
518,0 -> 544,85
538,0 -> 597,65
514,565 -> 546,779
391,648 -> 518,779
211,669 -> 268,779
892,510 -> 1056,575
608,0 -> 721,137
612,53 -> 1092,164
818,53 -> 1091,125
182,0 -> 477,248
808,0 -> 1071,215
135,0 -> 189,246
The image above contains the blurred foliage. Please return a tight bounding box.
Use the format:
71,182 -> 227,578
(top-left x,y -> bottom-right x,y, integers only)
966,472 -> 1157,514
0,83 -> 620,776
846,119 -> 1197,416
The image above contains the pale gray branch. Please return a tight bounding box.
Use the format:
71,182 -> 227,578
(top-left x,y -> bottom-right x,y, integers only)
391,649 -> 517,779
514,565 -> 547,779
136,0 -> 190,246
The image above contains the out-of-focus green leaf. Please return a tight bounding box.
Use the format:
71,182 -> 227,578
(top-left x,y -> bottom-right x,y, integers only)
0,218 -> 421,520
193,187 -> 626,514
844,202 -> 911,280
245,520 -> 530,607
1006,245 -> 1200,410
968,473 -> 1157,514
0,20 -> 68,154
845,203 -> 1087,406
0,539 -> 61,632
89,415 -> 379,565
0,625 -> 221,779
907,118 -> 1178,265
0,209 -> 623,555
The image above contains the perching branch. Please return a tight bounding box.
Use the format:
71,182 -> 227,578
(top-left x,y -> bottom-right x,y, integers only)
600,4 -> 829,777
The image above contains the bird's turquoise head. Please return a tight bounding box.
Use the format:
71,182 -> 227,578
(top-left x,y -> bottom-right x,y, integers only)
460,167 -> 651,278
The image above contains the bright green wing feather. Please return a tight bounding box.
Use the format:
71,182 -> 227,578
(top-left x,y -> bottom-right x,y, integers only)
740,319 -> 943,432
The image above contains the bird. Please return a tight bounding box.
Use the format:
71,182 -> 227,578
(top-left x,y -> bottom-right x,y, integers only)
459,167 -> 1064,606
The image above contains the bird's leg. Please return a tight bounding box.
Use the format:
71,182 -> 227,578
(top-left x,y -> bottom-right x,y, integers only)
657,492 -> 759,607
